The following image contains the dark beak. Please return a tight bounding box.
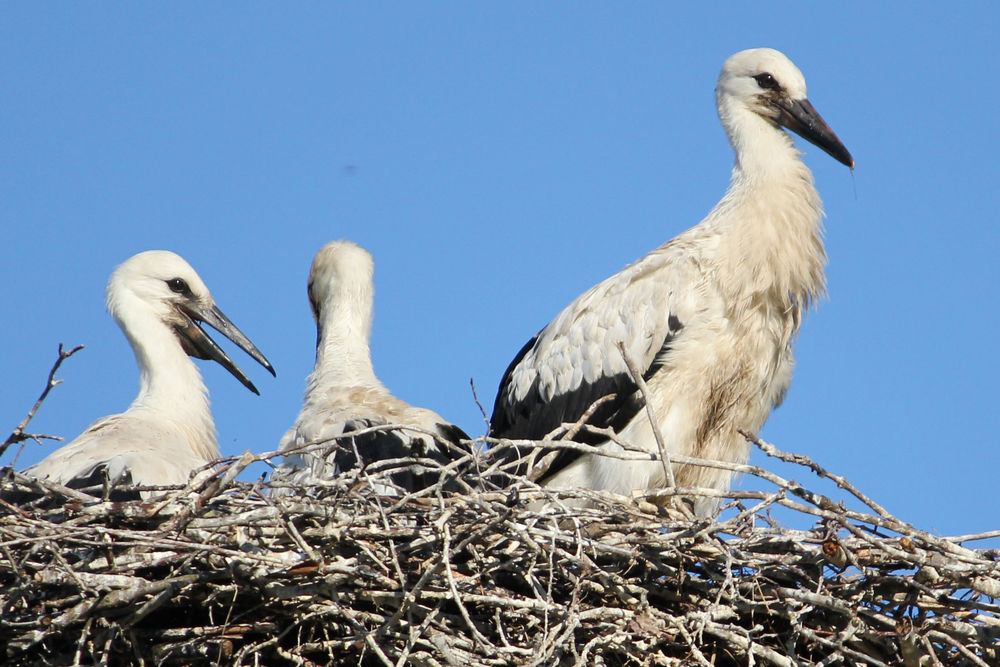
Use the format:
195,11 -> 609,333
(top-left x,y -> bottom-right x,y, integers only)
776,97 -> 854,168
174,303 -> 276,395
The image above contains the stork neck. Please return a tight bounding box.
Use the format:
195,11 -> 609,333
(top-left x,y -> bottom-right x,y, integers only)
116,306 -> 218,460
312,292 -> 382,389
705,110 -> 827,311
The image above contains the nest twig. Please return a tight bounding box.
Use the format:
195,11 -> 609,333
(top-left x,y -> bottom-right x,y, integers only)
3,349 -> 997,665
0,344 -> 83,461
1,433 -> 997,666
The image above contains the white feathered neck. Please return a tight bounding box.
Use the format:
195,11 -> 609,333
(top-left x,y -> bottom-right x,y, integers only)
307,242 -> 385,394
698,85 -> 827,317
107,274 -> 219,463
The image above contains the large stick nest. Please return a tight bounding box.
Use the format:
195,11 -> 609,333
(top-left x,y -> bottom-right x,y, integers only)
1,432 -> 998,666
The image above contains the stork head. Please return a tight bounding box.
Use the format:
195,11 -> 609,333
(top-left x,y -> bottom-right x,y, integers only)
717,48 -> 853,168
107,250 -> 275,394
306,240 -> 375,329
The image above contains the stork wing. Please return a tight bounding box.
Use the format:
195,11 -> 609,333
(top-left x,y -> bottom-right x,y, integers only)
489,248 -> 703,482
22,415 -> 212,491
276,386 -> 471,493
342,410 -> 470,470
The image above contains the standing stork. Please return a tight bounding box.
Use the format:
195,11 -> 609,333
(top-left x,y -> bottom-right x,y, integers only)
22,250 -> 275,496
275,241 -> 468,495
490,48 -> 853,515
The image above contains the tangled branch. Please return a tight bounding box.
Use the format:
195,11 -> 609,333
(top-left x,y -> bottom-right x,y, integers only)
0,344 -> 84,461
1,432 -> 997,665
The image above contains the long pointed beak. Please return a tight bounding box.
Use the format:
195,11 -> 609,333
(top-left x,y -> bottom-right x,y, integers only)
776,97 -> 854,168
175,303 -> 275,395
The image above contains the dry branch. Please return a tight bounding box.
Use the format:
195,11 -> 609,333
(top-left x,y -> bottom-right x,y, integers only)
1,344 -> 84,460
1,434 -> 997,666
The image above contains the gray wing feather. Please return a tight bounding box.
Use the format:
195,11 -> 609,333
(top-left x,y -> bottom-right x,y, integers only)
490,248 -> 703,479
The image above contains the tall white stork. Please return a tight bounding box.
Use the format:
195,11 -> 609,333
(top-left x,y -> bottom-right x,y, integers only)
490,48 -> 853,515
275,241 -> 468,494
22,250 -> 274,496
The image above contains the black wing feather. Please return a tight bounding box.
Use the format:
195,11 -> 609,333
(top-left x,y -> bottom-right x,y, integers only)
490,317 -> 684,484
337,418 -> 469,492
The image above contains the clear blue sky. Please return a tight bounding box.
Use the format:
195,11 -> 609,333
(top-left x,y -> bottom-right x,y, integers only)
3,5 -> 997,540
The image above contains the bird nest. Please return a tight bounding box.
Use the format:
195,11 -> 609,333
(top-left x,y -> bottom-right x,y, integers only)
2,433 -> 998,667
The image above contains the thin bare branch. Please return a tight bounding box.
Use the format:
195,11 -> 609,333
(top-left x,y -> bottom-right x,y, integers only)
0,433 -> 996,665
617,341 -> 676,489
2,344 -> 84,459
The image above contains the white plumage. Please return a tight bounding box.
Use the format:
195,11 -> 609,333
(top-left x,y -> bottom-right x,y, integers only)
490,48 -> 853,515
23,251 -> 274,495
276,241 -> 468,493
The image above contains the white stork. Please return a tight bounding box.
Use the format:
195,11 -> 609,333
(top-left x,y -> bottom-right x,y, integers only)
22,250 -> 274,496
490,48 -> 853,515
275,240 -> 468,494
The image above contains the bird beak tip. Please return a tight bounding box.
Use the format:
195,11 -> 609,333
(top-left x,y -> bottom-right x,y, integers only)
178,304 -> 276,392
778,97 -> 853,171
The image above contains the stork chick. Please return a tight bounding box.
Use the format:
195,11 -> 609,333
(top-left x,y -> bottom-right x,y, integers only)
22,250 -> 274,496
275,241 -> 468,495
490,48 -> 853,515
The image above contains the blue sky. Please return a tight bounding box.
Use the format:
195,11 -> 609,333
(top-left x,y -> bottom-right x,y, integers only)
2,5 -> 997,540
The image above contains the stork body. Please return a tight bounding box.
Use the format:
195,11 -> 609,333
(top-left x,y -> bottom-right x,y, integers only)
276,241 -> 467,494
490,49 -> 853,515
23,251 -> 274,494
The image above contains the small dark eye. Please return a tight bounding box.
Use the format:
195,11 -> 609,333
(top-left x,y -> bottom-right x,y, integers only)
166,278 -> 191,295
754,73 -> 780,90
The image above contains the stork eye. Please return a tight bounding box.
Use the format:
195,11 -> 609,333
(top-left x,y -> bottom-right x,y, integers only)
166,278 -> 191,295
754,73 -> 780,90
